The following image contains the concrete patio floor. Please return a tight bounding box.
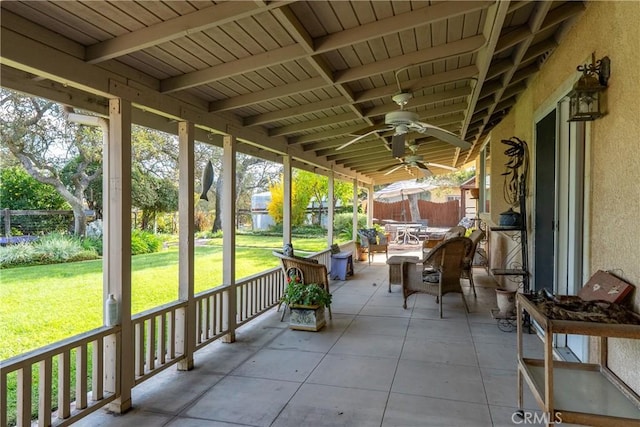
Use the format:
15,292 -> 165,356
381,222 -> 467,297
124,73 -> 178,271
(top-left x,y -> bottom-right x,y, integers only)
77,249 -> 550,427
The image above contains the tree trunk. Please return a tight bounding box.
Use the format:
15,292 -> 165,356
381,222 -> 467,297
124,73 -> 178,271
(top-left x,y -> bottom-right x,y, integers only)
408,194 -> 421,222
70,202 -> 87,236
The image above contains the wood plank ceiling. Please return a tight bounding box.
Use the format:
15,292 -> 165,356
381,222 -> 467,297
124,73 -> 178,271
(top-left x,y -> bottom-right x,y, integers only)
0,1 -> 584,184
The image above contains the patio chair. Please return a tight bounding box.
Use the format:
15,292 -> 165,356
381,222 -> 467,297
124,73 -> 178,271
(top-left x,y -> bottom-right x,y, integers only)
461,229 -> 485,297
272,250 -> 332,320
402,236 -> 472,318
357,228 -> 388,264
422,225 -> 467,258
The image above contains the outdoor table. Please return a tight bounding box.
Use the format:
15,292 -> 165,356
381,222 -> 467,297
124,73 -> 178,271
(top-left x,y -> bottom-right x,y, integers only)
386,255 -> 420,292
393,223 -> 421,244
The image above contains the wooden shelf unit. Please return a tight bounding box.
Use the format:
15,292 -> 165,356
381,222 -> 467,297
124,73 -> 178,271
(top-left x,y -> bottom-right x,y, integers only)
516,293 -> 640,426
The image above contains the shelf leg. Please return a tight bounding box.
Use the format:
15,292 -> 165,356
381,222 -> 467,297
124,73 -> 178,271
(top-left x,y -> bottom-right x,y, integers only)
544,323 -> 554,426
517,302 -> 524,409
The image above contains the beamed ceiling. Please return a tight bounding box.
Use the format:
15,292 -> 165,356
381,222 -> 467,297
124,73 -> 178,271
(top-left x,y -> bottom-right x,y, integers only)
0,0 -> 584,185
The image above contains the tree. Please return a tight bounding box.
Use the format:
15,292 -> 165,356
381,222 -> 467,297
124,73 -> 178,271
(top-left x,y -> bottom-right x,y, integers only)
1,90 -> 101,236
267,177 -> 308,226
267,169 -> 354,227
129,127 -> 180,230
131,167 -> 179,230
294,170 -> 353,225
0,166 -> 69,210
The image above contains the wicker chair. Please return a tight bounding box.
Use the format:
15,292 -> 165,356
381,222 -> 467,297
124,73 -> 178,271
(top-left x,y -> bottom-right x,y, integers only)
357,229 -> 388,264
461,229 -> 485,297
402,236 -> 472,318
422,225 -> 467,262
272,251 -> 332,319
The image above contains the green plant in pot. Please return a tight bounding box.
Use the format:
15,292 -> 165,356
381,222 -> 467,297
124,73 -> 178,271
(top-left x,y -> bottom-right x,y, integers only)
282,280 -> 332,308
282,271 -> 332,331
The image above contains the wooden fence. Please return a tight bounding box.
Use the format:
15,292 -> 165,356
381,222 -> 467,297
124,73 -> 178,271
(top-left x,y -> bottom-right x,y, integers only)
373,200 -> 460,227
0,209 -> 75,239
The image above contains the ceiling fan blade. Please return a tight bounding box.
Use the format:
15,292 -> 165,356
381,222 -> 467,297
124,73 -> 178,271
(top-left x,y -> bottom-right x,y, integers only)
425,162 -> 458,171
391,134 -> 405,158
349,123 -> 390,136
419,168 -> 433,178
383,164 -> 405,176
415,122 -> 471,149
377,161 -> 406,172
414,161 -> 430,170
336,128 -> 382,151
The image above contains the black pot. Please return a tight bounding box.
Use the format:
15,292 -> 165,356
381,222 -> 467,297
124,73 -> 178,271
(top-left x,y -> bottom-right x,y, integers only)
499,208 -> 521,226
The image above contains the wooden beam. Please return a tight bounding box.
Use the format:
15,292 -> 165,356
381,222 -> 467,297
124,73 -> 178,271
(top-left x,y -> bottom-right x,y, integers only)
314,1 -> 493,53
494,26 -> 532,55
244,96 -> 348,126
160,44 -> 308,93
85,1 -> 289,62
269,111 -> 359,137
208,76 -> 326,111
335,35 -> 486,84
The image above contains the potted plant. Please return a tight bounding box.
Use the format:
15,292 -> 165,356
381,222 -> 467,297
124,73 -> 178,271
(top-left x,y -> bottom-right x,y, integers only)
282,274 -> 332,331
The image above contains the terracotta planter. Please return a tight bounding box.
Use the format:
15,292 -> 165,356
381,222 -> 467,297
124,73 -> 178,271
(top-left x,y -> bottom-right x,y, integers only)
289,304 -> 326,331
355,243 -> 367,261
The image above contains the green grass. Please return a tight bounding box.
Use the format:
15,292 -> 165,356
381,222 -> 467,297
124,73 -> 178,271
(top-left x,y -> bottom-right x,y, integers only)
0,233 -> 333,426
0,234 -> 329,360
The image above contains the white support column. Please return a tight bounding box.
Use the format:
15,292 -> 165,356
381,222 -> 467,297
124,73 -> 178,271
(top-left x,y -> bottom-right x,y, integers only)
352,179 -> 359,241
367,184 -> 375,227
177,121 -> 195,371
104,98 -> 132,413
282,155 -> 292,245
222,135 -> 237,343
327,171 -> 335,246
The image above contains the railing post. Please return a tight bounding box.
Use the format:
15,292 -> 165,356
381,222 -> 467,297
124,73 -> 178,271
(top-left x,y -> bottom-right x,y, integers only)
282,155 -> 292,245
222,135 -> 237,343
327,171 -> 334,247
177,121 -> 196,370
104,98 -> 133,413
352,179 -> 358,242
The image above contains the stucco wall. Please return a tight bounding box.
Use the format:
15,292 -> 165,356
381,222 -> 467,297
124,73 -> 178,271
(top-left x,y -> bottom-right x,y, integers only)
488,1 -> 640,391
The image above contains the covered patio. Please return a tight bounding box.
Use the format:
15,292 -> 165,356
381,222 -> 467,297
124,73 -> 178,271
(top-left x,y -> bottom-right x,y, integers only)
75,260 -> 543,427
1,0 -> 639,426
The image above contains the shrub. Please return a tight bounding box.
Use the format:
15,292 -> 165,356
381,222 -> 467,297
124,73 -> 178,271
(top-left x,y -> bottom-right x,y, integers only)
131,229 -> 162,255
0,233 -> 100,268
0,242 -> 37,267
196,230 -> 223,239
81,236 -> 103,256
334,213 -> 367,240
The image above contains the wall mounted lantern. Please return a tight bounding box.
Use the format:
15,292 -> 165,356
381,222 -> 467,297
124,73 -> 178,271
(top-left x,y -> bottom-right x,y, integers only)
568,54 -> 610,121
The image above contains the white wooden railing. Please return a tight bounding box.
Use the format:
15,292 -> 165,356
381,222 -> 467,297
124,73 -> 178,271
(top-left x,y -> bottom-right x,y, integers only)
0,246 -> 348,426
131,301 -> 187,385
0,327 -> 119,427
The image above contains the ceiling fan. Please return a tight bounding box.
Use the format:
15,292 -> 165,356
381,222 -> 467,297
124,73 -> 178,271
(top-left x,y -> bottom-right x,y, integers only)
336,92 -> 471,156
378,143 -> 458,177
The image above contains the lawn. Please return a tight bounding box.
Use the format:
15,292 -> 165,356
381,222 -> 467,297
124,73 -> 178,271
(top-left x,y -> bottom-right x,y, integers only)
0,234 -> 329,360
